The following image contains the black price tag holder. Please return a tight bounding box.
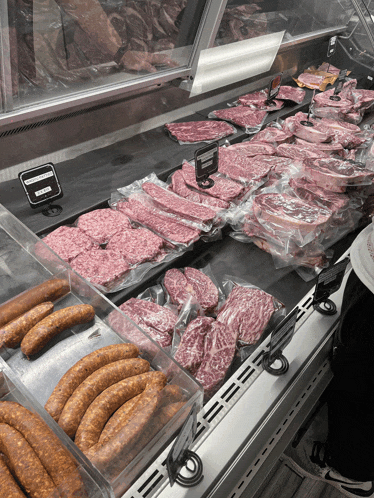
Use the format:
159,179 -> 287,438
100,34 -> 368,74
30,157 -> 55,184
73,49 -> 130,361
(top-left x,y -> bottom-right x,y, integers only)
262,307 -> 299,376
19,163 -> 63,217
327,36 -> 338,59
312,257 -> 350,315
301,89 -> 316,127
265,72 -> 283,106
166,402 -> 203,487
330,69 -> 348,101
195,142 -> 219,189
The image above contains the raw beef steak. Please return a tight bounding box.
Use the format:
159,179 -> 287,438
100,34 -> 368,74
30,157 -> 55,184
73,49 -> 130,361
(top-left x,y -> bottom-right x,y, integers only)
174,317 -> 214,375
218,147 -> 272,184
303,158 -> 374,192
165,120 -> 235,142
226,141 -> 276,156
117,195 -> 201,245
76,208 -> 132,245
276,85 -> 306,103
313,89 -> 354,110
296,73 -> 325,89
251,127 -> 293,144
106,227 -> 164,265
238,90 -> 284,111
70,248 -> 130,289
164,268 -> 193,308
289,177 -> 350,212
317,117 -> 361,134
42,226 -> 94,263
124,297 -> 178,335
276,143 -> 328,160
194,321 -> 237,394
142,181 -> 216,225
171,170 -> 229,210
181,161 -> 244,202
294,138 -> 343,155
211,106 -> 267,128
217,286 -> 277,344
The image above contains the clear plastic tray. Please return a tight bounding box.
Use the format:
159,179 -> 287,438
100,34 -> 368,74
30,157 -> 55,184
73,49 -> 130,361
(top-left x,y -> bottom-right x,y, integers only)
0,203 -> 203,497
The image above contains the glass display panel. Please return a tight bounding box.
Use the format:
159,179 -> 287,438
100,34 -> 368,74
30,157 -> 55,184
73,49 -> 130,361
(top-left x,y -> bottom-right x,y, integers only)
214,0 -> 356,47
0,0 -> 207,111
343,0 -> 374,60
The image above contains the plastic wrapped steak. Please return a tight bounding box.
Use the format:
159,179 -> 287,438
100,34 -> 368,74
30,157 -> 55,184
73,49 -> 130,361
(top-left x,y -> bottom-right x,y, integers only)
106,227 -> 164,265
42,226 -> 95,263
216,286 -> 278,344
174,317 -> 214,375
165,120 -> 235,142
218,147 -> 273,184
70,248 -> 130,289
76,208 -> 132,245
211,106 -> 267,128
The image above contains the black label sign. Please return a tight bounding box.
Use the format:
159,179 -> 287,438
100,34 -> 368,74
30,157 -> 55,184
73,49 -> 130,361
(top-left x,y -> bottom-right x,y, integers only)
195,142 -> 219,182
327,36 -> 337,58
19,163 -> 63,209
267,72 -> 283,102
313,257 -> 349,304
334,69 -> 348,95
167,403 -> 200,487
268,307 -> 299,362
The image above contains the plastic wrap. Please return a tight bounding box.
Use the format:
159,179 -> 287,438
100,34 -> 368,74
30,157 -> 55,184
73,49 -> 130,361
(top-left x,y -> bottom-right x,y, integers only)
164,120 -> 236,144
293,68 -> 338,91
250,121 -> 294,144
208,106 -> 267,134
224,140 -> 277,156
282,112 -> 335,143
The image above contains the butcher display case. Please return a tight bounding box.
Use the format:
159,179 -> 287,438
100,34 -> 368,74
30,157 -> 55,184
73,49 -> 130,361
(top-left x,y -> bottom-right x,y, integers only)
0,202 -> 203,498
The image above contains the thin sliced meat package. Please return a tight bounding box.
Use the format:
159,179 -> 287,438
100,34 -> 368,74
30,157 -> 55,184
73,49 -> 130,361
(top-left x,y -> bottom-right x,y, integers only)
70,248 -> 130,290
218,147 -> 273,185
210,106 -> 267,130
217,285 -> 279,344
174,317 -> 214,375
125,297 -> 178,336
118,301 -> 172,348
116,195 -> 201,246
142,181 -> 216,226
106,227 -> 164,265
226,141 -> 276,156
194,321 -> 237,395
252,192 -> 332,244
165,120 -> 235,143
42,226 -> 95,263
181,161 -> 245,203
76,208 -> 132,245
163,267 -> 219,312
303,157 -> 374,192
170,170 -> 229,210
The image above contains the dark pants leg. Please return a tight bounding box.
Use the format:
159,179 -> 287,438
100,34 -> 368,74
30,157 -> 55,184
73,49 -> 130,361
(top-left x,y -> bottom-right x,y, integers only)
326,271 -> 374,481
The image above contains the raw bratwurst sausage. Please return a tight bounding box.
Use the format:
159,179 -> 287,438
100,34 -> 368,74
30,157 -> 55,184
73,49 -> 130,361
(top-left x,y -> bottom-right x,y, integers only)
0,278 -> 69,328
44,343 -> 139,422
20,303 -> 95,357
0,302 -> 54,349
0,454 -> 26,498
58,357 -> 150,438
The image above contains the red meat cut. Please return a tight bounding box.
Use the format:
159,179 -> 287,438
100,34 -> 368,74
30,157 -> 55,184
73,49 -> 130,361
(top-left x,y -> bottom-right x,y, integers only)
106,227 -> 164,265
211,106 -> 267,128
76,208 -> 132,245
226,141 -> 276,156
165,120 -> 235,142
217,147 -> 273,184
42,226 -> 95,263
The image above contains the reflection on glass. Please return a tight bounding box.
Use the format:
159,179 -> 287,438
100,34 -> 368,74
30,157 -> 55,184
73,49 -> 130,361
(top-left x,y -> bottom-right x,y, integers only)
5,0 -> 204,109
214,0 -> 355,47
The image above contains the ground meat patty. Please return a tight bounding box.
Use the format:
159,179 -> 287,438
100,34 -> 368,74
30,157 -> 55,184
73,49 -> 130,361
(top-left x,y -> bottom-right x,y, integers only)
181,161 -> 244,203
42,226 -> 94,263
165,120 -> 235,143
174,316 -> 214,374
76,208 -> 132,244
217,286 -> 277,344
106,227 -> 164,265
70,248 -> 130,288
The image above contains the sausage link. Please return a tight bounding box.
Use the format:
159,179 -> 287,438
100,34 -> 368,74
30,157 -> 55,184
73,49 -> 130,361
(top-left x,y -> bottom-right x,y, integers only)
21,304 -> 95,357
0,454 -> 26,498
1,302 -> 54,349
0,401 -> 86,497
86,375 -> 167,476
99,382 -> 182,445
58,358 -> 150,438
0,279 -> 69,328
44,343 -> 139,422
99,394 -> 142,444
0,423 -> 57,498
75,371 -> 166,452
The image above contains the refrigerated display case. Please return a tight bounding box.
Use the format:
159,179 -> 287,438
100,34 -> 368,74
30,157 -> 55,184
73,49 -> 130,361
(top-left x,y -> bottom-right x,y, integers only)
1,1 -> 374,497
